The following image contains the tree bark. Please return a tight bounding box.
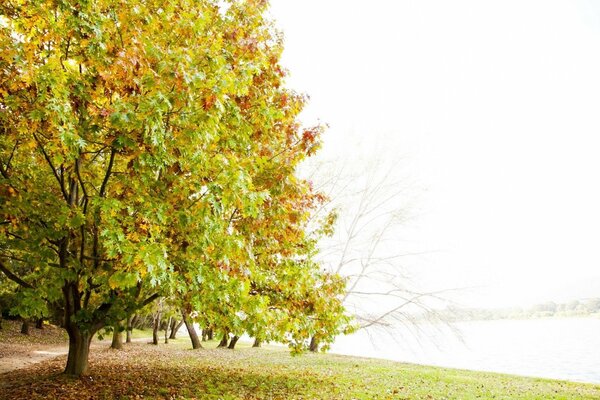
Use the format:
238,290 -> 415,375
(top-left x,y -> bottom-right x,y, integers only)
64,328 -> 94,376
152,312 -> 161,345
20,319 -> 30,335
217,331 -> 229,348
228,335 -> 240,349
207,328 -> 213,340
35,318 -> 44,329
111,321 -> 123,350
253,338 -> 262,348
182,311 -> 202,349
309,336 -> 319,352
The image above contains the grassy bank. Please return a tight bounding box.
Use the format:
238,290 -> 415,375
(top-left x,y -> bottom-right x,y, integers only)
1,338 -> 599,399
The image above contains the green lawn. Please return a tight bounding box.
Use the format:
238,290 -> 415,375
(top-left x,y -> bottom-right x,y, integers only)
2,338 -> 599,399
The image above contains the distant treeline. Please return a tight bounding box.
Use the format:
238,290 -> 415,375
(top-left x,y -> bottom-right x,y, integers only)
440,298 -> 600,321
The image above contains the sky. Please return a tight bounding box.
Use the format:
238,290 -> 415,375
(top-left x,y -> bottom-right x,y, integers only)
269,0 -> 600,308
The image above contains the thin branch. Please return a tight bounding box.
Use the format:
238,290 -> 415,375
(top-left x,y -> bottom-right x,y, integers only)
357,288 -> 466,329
0,140 -> 19,178
75,156 -> 88,201
33,133 -> 69,201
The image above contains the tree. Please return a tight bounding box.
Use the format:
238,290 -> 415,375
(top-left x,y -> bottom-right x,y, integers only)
304,157 -> 450,349
110,320 -> 124,350
584,298 -> 600,314
174,145 -> 352,352
0,0 -> 349,376
168,318 -> 184,340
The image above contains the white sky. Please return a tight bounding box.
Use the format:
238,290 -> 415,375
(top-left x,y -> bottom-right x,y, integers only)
269,0 -> 600,308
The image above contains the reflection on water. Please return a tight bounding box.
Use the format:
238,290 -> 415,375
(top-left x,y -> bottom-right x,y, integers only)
330,317 -> 600,383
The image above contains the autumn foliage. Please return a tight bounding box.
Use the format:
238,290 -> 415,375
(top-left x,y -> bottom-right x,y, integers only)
0,0 -> 351,377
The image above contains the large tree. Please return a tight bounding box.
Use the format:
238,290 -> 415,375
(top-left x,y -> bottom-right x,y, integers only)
0,0 -> 349,377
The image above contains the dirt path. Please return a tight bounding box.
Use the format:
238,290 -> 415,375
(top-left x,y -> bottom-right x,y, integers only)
0,344 -> 68,374
0,337 -> 153,375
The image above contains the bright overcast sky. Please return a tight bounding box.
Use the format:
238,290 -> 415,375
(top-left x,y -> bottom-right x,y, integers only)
269,0 -> 600,308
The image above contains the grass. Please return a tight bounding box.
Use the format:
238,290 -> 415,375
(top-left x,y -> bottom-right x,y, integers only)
131,327 -> 155,337
1,337 -> 599,399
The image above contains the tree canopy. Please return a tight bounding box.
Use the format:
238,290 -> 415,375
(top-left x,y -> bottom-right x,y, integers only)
0,0 -> 351,376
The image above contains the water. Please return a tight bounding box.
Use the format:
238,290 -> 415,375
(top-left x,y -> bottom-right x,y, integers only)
330,317 -> 600,383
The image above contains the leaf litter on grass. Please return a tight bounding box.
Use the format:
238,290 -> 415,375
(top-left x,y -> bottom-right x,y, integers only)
1,340 -> 600,399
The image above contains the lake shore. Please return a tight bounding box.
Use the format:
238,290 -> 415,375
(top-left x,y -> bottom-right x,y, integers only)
1,338 -> 600,399
330,317 -> 600,384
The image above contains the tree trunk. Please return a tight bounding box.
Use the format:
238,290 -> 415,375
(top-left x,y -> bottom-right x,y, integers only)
20,319 -> 30,335
35,318 -> 44,329
152,312 -> 161,345
228,335 -> 240,349
64,328 -> 93,376
253,338 -> 262,348
182,311 -> 202,349
131,314 -> 139,328
168,318 -> 176,340
49,302 -> 64,328
309,336 -> 319,352
169,319 -> 183,339
217,331 -> 229,348
136,314 -> 149,330
126,314 -> 134,343
61,276 -> 104,377
202,327 -> 213,342
159,319 -> 168,331
111,321 -> 123,350
164,316 -> 171,344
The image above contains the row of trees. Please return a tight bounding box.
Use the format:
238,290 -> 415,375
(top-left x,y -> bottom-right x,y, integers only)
441,298 -> 600,321
0,0 -> 351,377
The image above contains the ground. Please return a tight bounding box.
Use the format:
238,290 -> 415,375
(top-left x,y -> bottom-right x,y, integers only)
1,322 -> 599,399
0,320 -> 68,374
0,320 -> 151,374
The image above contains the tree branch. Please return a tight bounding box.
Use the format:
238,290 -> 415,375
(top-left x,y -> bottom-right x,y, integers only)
0,260 -> 35,289
33,133 -> 69,201
141,293 -> 160,307
99,147 -> 116,197
0,140 -> 18,179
